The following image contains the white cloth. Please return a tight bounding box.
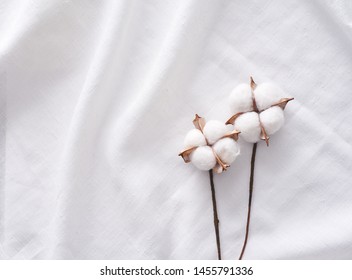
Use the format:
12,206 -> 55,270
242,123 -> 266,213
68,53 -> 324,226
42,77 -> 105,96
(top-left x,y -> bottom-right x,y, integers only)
1,0 -> 352,259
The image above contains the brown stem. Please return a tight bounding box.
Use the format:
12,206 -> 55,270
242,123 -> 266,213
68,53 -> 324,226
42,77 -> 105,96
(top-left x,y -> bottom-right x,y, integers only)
239,142 -> 257,260
209,170 -> 222,260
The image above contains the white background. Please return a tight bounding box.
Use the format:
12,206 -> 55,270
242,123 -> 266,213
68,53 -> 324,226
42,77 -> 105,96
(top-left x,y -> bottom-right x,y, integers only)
1,0 -> 352,259
1,260 -> 352,280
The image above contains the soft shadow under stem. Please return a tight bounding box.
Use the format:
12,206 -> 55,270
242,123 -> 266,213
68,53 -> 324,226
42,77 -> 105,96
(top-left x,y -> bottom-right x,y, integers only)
239,142 -> 257,260
209,170 -> 222,260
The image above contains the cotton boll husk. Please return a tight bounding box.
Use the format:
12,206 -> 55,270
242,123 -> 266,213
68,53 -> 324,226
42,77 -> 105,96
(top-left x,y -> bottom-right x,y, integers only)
184,129 -> 206,148
229,83 -> 253,114
213,138 -> 240,165
254,83 -> 285,111
260,106 -> 285,135
203,120 -> 228,145
234,112 -> 261,143
190,146 -> 216,170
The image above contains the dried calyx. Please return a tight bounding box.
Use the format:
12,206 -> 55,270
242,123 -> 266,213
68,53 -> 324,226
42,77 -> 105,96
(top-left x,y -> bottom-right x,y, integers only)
179,114 -> 240,173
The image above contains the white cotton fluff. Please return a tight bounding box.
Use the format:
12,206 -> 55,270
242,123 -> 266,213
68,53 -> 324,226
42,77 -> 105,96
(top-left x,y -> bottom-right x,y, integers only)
260,106 -> 285,135
229,83 -> 253,114
183,129 -> 206,148
254,82 -> 285,111
234,112 -> 261,143
212,138 -> 240,165
203,120 -> 229,145
190,146 -> 216,170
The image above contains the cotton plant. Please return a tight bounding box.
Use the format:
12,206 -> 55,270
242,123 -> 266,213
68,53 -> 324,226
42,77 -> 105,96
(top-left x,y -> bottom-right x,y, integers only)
179,114 -> 240,174
178,77 -> 293,260
226,77 -> 293,259
179,114 -> 240,259
226,77 -> 293,146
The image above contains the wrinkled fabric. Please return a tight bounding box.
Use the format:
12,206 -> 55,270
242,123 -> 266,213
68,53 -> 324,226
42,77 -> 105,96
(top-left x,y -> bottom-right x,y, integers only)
1,0 -> 352,259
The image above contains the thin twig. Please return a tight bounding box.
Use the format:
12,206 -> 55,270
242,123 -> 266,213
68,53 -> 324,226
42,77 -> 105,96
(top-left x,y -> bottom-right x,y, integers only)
209,170 -> 222,260
239,142 -> 257,260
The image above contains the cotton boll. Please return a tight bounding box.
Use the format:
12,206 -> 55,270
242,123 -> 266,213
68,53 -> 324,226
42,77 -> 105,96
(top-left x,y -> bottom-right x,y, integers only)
260,106 -> 285,135
190,146 -> 216,170
184,129 -> 206,148
203,120 -> 228,145
213,138 -> 240,165
234,112 -> 261,143
254,83 -> 285,111
229,83 -> 253,114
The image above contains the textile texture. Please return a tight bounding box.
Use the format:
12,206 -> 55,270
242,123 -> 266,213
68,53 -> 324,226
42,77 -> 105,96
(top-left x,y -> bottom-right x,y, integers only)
1,0 -> 352,259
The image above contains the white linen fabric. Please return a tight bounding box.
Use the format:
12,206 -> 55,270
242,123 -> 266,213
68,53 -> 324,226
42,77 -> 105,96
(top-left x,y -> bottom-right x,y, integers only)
1,0 -> 352,259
